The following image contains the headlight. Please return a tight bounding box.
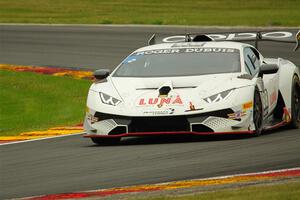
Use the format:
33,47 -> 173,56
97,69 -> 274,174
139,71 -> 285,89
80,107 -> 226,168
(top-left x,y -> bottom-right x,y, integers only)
99,92 -> 121,106
204,89 -> 234,103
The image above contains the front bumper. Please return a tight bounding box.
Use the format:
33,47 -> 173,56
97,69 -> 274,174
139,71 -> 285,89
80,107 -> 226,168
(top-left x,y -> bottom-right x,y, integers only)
84,108 -> 253,138
83,130 -> 254,138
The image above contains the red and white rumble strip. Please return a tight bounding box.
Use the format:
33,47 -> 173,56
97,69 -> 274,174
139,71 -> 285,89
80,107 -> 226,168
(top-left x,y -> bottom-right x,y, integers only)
20,167 -> 300,200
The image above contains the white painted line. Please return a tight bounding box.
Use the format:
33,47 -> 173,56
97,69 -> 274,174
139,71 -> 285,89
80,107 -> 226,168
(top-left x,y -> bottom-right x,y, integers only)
0,132 -> 85,146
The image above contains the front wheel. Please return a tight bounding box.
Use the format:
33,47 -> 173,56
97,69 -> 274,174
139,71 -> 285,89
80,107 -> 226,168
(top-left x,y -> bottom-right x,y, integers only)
289,75 -> 300,128
91,137 -> 120,145
253,88 -> 263,136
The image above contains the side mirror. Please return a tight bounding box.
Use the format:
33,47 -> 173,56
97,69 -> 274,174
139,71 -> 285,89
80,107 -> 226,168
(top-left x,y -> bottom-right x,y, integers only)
258,64 -> 279,78
94,69 -> 110,80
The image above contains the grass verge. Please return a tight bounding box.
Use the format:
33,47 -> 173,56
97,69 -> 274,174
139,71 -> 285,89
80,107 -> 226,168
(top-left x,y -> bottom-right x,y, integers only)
0,0 -> 299,26
130,180 -> 300,200
0,70 -> 90,136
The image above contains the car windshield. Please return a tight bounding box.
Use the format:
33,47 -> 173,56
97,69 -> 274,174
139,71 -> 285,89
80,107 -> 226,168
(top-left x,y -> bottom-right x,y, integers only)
113,48 -> 241,77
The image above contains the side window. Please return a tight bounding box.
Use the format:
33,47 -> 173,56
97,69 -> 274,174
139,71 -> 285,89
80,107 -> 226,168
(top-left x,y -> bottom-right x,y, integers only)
244,59 -> 252,75
243,47 -> 260,75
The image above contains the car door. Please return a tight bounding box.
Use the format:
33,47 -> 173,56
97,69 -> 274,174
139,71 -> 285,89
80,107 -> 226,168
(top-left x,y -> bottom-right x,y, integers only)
254,48 -> 279,114
244,47 -> 279,117
261,60 -> 280,114
244,47 -> 271,118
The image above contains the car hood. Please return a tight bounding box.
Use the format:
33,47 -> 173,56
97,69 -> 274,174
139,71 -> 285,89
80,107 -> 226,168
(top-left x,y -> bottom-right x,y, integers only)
110,74 -> 252,97
90,73 -> 254,116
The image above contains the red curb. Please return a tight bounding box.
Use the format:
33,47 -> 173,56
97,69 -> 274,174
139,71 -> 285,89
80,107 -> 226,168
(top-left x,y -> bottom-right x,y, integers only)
28,189 -> 159,200
23,168 -> 300,200
246,169 -> 300,178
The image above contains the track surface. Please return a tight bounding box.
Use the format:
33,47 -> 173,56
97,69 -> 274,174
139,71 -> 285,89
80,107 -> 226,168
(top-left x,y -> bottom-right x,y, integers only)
1,25 -> 299,69
0,25 -> 299,199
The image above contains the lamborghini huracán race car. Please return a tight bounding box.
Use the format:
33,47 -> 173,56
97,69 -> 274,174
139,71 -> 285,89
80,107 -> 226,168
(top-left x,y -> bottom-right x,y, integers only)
84,31 -> 300,144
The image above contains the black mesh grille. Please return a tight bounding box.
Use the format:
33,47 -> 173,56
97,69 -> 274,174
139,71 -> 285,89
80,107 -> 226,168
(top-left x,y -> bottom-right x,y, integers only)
130,116 -> 190,132
191,124 -> 213,132
94,108 -> 234,134
110,126 -> 127,135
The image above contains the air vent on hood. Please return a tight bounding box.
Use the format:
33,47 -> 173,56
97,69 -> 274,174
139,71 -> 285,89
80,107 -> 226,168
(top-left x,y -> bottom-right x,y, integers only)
159,86 -> 171,96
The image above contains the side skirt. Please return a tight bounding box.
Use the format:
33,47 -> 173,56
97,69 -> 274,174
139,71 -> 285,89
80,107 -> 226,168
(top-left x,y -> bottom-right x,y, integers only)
263,107 -> 291,131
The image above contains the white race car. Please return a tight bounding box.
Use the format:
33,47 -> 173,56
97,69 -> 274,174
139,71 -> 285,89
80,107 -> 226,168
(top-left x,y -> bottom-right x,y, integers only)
84,31 -> 300,144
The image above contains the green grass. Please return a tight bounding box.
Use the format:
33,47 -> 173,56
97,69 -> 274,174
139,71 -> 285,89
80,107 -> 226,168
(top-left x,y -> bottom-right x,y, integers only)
0,0 -> 299,26
0,70 -> 90,136
131,181 -> 300,200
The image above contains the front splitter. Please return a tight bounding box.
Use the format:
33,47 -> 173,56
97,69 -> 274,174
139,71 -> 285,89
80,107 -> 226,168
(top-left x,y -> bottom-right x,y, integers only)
83,130 -> 254,138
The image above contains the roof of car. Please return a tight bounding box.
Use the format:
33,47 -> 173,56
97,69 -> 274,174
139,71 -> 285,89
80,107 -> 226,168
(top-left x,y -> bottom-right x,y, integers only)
134,41 -> 249,53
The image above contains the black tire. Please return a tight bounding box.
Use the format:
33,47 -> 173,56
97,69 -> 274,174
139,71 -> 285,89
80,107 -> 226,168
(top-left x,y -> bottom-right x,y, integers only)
91,137 -> 120,145
289,75 -> 300,128
253,88 -> 263,136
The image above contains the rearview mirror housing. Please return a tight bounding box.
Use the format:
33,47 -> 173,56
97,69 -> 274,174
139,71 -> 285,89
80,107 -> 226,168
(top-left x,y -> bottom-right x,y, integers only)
94,69 -> 110,80
258,64 -> 279,78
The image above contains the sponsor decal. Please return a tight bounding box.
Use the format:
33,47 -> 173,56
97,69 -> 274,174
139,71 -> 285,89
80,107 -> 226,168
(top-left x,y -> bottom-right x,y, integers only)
185,48 -> 236,53
162,31 -> 294,43
171,43 -> 206,48
87,114 -> 99,124
136,49 -> 180,56
143,108 -> 175,115
138,95 -> 183,107
189,102 -> 196,110
184,102 -> 203,112
243,101 -> 253,110
228,111 -> 246,120
134,48 -> 238,56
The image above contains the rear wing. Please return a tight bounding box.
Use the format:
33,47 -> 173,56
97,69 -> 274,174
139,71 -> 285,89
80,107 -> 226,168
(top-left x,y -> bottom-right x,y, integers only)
148,30 -> 300,51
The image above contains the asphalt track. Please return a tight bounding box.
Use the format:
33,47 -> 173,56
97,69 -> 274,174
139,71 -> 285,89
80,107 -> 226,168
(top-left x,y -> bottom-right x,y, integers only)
1,25 -> 300,69
0,25 -> 300,199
